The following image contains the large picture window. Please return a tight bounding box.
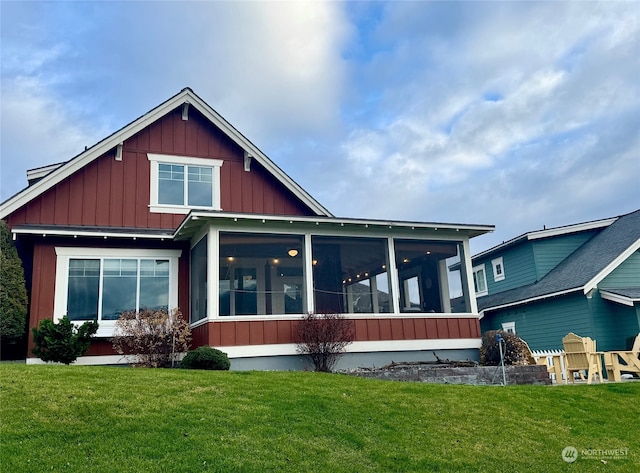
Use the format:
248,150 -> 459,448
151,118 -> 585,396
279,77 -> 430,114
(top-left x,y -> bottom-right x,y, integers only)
394,239 -> 464,313
149,154 -> 222,214
312,236 -> 392,314
219,232 -> 305,316
55,248 -> 180,336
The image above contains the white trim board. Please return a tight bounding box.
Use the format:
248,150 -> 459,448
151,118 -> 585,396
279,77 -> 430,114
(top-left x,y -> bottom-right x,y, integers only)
600,290 -> 639,307
218,338 -> 481,359
25,338 -> 481,366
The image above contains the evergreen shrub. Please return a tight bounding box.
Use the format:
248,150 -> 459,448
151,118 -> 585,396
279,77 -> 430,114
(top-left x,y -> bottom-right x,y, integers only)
31,316 -> 99,364
181,346 -> 230,370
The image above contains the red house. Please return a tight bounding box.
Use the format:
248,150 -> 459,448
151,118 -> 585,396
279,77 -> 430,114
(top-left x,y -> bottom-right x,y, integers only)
1,88 -> 494,368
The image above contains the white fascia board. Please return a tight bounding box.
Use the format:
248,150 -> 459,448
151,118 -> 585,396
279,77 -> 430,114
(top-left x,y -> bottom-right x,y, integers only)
471,217 -> 616,261
26,162 -> 66,181
527,218 -> 617,241
479,287 -> 584,313
583,237 -> 640,294
12,227 -> 173,240
176,211 -> 494,240
599,290 -> 637,307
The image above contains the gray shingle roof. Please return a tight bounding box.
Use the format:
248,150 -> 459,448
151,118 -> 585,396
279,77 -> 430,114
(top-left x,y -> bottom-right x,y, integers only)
478,209 -> 640,312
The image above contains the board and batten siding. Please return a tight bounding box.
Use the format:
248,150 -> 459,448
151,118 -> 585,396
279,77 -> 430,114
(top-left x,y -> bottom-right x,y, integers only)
192,317 -> 480,348
480,292 -> 592,351
532,231 -> 597,280
24,239 -> 191,358
6,106 -> 315,230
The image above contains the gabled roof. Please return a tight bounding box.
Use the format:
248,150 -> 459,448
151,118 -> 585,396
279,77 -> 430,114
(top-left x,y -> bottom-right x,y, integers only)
0,88 -> 332,219
478,209 -> 640,313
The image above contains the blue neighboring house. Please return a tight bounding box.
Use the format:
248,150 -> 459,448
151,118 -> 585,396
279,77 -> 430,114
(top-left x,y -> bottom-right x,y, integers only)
470,209 -> 640,352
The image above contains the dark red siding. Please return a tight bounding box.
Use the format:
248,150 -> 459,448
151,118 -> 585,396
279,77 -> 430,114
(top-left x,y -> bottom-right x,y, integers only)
7,107 -> 316,230
25,239 -> 190,359
191,317 -> 480,348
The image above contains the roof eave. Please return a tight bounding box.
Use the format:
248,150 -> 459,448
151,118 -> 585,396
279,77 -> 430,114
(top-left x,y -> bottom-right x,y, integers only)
173,211 -> 494,241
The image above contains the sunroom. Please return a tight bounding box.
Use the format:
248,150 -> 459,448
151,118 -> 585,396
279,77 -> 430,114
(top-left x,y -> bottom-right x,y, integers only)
176,212 -> 492,330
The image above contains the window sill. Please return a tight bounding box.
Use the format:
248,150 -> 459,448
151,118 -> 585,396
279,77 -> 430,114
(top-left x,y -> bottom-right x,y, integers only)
149,204 -> 221,215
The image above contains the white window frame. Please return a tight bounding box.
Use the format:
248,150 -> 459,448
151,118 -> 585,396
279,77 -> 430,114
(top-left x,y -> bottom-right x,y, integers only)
54,247 -> 181,337
492,257 -> 505,282
148,153 -> 223,214
472,264 -> 488,297
502,321 -> 516,334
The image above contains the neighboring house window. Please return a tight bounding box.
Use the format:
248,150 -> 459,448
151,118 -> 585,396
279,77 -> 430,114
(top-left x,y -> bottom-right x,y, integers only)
502,321 -> 516,334
472,264 -> 488,296
55,248 -> 181,336
491,257 -> 505,282
148,154 -> 223,214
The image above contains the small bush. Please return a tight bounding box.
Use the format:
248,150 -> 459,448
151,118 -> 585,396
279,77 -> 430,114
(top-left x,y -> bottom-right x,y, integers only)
181,346 -> 230,370
112,308 -> 191,368
295,312 -> 355,372
480,330 -> 532,366
31,316 -> 99,365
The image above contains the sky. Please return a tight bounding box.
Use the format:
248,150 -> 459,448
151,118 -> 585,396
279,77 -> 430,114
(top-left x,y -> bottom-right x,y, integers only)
1,1 -> 638,254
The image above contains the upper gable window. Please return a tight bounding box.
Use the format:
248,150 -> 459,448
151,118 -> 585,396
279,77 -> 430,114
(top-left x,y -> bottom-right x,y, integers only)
472,264 -> 488,297
491,257 -> 505,282
148,154 -> 223,214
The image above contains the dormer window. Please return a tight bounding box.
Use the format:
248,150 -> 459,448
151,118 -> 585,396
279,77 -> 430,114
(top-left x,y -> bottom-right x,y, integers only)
149,154 -> 222,214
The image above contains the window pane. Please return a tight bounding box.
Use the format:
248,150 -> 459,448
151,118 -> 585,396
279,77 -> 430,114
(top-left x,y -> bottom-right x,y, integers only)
219,232 -> 305,316
190,238 -> 208,323
394,239 -> 461,313
139,259 -> 169,311
187,166 -> 213,207
312,236 -> 392,314
102,259 -> 137,320
158,164 -> 184,205
67,259 -> 100,320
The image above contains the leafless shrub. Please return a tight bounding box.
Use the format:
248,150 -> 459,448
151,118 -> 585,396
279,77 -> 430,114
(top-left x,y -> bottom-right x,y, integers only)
112,308 -> 191,368
295,313 -> 355,372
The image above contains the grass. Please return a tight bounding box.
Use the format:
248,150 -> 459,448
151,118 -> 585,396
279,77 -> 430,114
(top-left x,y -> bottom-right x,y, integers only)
1,365 -> 638,472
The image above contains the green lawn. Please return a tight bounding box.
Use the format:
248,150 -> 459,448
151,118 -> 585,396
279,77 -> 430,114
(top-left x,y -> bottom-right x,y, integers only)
1,365 -> 638,472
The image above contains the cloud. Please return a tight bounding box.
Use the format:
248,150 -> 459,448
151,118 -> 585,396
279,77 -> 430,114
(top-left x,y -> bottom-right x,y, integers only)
0,1 -> 352,199
1,1 -> 638,255
323,1 -> 640,251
